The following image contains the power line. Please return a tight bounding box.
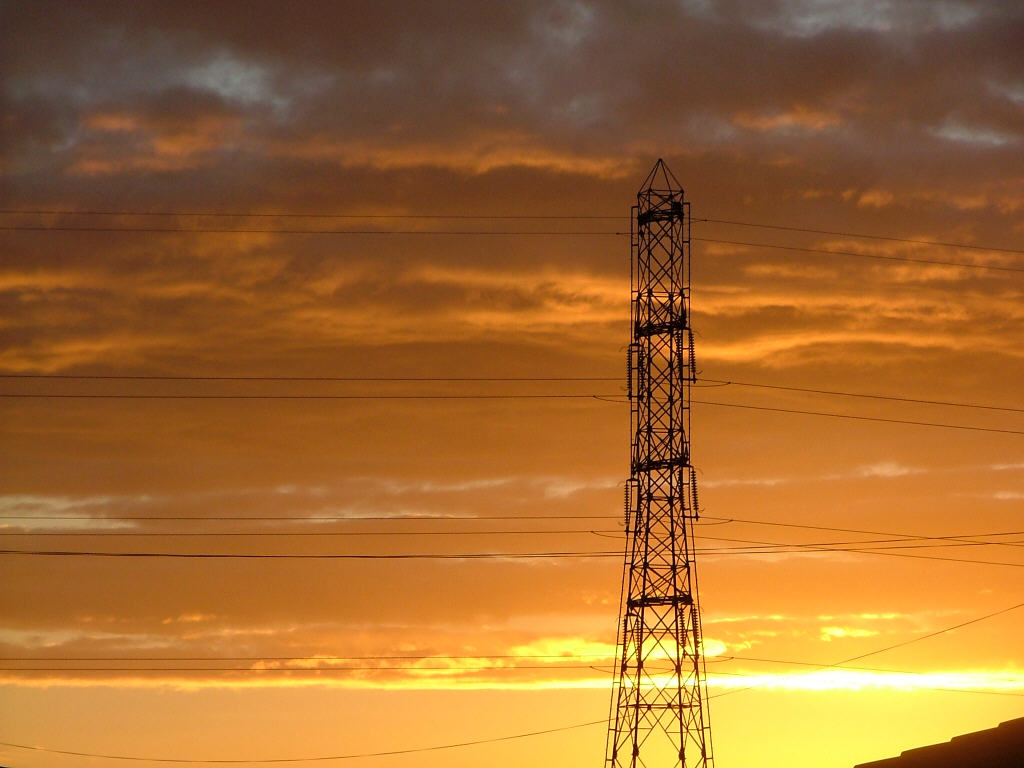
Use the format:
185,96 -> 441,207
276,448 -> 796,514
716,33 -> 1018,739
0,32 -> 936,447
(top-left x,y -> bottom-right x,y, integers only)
0,549 -> 617,560
0,664 -> 603,672
0,209 -> 623,220
0,512 -> 985,526
0,652 -> 1012,676
4,518 -> 1019,552
0,532 -> 1015,548
696,537 -> 1024,568
7,532 -> 1022,556
0,392 -> 621,400
3,657 -> 1020,702
3,652 -> 1018,683
2,223 -> 1019,272
0,374 -> 618,381
0,224 -> 627,236
722,654 -> 1008,678
3,209 -> 1019,255
2,390 -> 1022,435
0,665 -> 1019,701
702,378 -> 1024,415
691,399 -> 1024,436
805,548 -> 1024,569
3,545 -> 1021,568
716,656 -> 1024,700
4,532 -> 1021,568
696,540 -> 1024,567
0,528 -> 618,540
695,237 -> 1024,273
701,543 -> 1024,568
705,668 -> 1024,699
840,602 -> 1024,666
0,719 -> 607,764
5,373 -> 1021,415
701,218 -> 1024,255
0,653 -> 609,662
709,599 -> 1024,701
4,509 -> 1022,554
0,514 -> 619,522
704,515 -> 1024,547
695,532 -> 1024,552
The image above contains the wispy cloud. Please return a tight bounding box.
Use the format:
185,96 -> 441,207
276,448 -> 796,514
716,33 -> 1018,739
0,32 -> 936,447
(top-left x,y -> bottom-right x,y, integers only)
819,626 -> 880,641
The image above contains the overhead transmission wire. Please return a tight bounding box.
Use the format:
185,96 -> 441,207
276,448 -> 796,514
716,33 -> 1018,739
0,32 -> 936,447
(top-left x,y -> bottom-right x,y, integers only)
698,217 -> 1024,255
4,531 -> 1024,570
701,544 -> 1024,569
689,399 -> 1024,437
0,718 -> 609,764
3,373 -> 1022,415
0,224 -> 622,236
703,667 -> 1024,700
1,661 -> 1022,701
3,526 -> 1021,564
690,536 -> 1024,567
0,518 -> 618,524
0,374 -> 619,381
708,598 -> 1024,701
3,650 -> 1023,701
3,645 -> 1023,691
699,377 -> 1024,414
0,529 -> 621,537
0,392 -> 621,400
3,525 -> 1023,553
3,512 -> 1022,553
0,526 -> 624,538
3,601 -> 1022,764
0,548 -> 619,560
0,210 -> 623,219
694,532 -> 1024,553
1,218 -> 1021,273
0,226 -> 1016,273
3,650 -> 1021,688
0,538 -> 1020,558
2,512 -> 1022,563
2,208 -> 1021,256
0,512 -> 1020,538
693,236 -> 1024,273
0,664 -> 605,673
701,514 -> 1024,545
2,545 -> 1021,568
0,652 -> 610,663
3,390 -> 1021,436
4,531 -> 1022,558
3,373 -> 1021,428
3,529 -> 1021,569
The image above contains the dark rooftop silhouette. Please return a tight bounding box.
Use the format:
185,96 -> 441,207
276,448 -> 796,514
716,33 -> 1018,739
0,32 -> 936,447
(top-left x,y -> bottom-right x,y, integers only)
855,717 -> 1024,768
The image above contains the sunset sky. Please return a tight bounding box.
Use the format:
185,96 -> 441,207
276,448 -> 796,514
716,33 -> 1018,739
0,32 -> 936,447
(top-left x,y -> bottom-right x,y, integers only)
1,2 -> 1022,767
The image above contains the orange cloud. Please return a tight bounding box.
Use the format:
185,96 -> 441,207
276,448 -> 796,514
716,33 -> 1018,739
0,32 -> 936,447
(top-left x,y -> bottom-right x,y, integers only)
273,132 -> 630,178
733,106 -> 841,133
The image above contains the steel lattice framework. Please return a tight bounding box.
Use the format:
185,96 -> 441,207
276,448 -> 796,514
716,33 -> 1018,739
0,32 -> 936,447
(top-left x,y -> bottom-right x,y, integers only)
604,160 -> 713,768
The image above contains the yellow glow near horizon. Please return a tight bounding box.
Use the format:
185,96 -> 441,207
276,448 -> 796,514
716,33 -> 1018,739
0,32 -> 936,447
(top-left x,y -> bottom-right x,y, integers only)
5,667 -> 1023,694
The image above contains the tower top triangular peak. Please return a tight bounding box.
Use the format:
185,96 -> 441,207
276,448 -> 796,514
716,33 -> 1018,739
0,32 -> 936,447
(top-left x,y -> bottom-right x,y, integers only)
638,158 -> 682,194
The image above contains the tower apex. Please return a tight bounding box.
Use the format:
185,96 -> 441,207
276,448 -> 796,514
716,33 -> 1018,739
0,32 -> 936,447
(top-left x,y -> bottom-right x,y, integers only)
639,157 -> 683,193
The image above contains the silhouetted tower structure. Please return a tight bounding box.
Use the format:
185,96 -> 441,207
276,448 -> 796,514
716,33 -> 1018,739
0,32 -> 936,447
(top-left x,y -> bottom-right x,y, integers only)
605,160 -> 713,768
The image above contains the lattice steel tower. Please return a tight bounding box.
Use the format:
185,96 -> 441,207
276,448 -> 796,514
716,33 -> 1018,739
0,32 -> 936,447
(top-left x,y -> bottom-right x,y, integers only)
605,160 -> 713,768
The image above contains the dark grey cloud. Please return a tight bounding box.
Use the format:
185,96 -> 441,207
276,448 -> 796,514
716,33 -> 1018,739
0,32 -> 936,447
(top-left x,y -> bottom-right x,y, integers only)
4,0 -> 1021,185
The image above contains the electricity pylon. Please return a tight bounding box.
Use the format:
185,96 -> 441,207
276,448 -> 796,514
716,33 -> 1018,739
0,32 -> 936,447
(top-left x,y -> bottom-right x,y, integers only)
604,159 -> 713,768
